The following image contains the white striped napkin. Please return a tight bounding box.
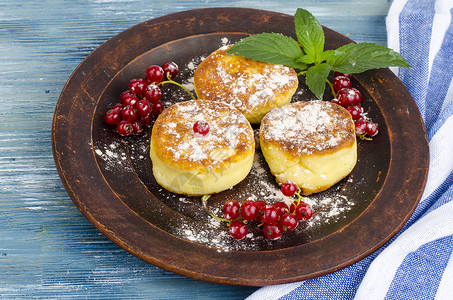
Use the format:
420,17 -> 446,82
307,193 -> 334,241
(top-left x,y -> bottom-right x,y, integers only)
248,0 -> 453,298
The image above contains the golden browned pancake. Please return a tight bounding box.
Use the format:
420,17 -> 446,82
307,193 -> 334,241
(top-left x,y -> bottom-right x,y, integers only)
193,45 -> 299,124
150,99 -> 255,196
259,100 -> 357,195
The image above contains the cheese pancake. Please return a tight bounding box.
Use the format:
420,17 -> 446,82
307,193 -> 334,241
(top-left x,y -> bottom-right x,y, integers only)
150,99 -> 255,196
194,46 -> 298,124
260,100 -> 357,195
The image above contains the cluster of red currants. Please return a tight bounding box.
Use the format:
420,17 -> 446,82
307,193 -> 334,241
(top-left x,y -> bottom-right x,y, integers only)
103,62 -> 178,136
330,72 -> 379,138
223,180 -> 313,240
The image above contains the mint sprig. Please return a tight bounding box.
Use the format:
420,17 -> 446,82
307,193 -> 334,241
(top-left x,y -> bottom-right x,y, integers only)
227,8 -> 410,99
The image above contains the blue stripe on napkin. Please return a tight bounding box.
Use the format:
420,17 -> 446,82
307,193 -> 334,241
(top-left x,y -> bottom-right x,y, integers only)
424,12 -> 453,131
385,235 -> 453,300
279,258 -> 374,299
397,0 -> 435,119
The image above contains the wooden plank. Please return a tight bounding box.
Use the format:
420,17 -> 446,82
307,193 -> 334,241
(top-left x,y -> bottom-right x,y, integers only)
0,0 -> 391,298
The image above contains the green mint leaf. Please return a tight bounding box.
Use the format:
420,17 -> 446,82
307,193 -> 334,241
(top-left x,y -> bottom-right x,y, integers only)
297,54 -> 314,65
226,33 -> 306,70
294,8 -> 325,63
326,42 -> 411,74
305,63 -> 332,99
318,49 -> 336,62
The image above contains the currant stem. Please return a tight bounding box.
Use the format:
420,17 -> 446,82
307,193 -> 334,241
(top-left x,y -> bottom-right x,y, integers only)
201,195 -> 231,223
158,74 -> 197,100
357,133 -> 373,141
294,188 -> 302,206
297,70 -> 307,77
326,78 -> 337,98
289,187 -> 303,210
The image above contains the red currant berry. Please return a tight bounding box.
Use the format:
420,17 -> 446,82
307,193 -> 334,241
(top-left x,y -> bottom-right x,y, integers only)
117,120 -> 133,136
139,115 -> 153,127
330,98 -> 340,105
146,65 -> 165,84
104,109 -> 121,125
349,88 -> 362,105
144,84 -> 162,102
334,72 -> 351,78
366,121 -> 379,137
120,90 -> 134,101
151,100 -> 164,115
162,61 -> 179,79
254,200 -> 267,222
337,89 -> 352,107
111,103 -> 123,112
131,121 -> 143,135
129,78 -> 147,97
281,180 -> 297,197
223,200 -> 241,221
279,213 -> 298,231
273,201 -> 289,216
121,105 -> 138,122
337,88 -> 362,107
193,120 -> 209,135
255,200 -> 267,212
295,202 -> 313,221
240,200 -> 260,221
346,105 -> 363,120
333,76 -> 351,92
135,99 -> 152,117
263,224 -> 283,240
355,119 -> 368,135
261,205 -> 279,225
121,94 -> 139,107
229,220 -> 248,240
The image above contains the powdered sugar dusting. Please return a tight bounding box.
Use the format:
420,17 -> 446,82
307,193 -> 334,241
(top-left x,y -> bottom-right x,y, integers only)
94,141 -> 132,172
170,151 -> 357,251
214,64 -> 294,109
261,100 -> 354,155
195,46 -> 298,116
153,100 -> 253,168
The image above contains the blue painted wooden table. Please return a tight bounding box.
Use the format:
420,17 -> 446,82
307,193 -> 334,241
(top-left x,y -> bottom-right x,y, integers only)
0,0 -> 391,298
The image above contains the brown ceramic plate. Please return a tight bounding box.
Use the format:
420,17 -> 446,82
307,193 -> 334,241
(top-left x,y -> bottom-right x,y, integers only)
52,7 -> 429,286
